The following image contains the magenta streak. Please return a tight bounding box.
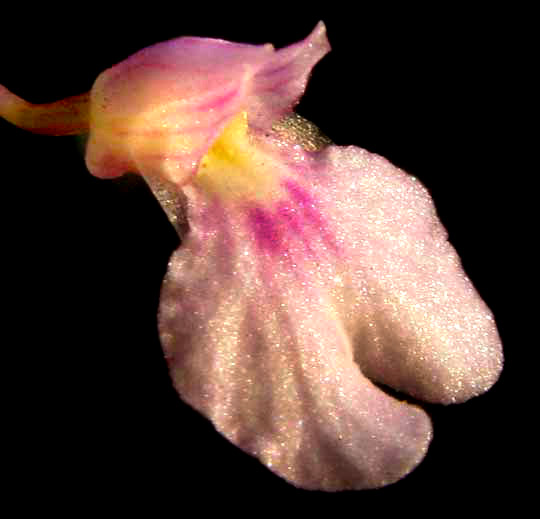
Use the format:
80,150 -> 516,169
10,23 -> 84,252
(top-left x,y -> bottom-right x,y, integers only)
259,62 -> 292,79
248,207 -> 283,254
257,66 -> 295,93
247,181 -> 339,259
195,87 -> 239,112
259,76 -> 294,94
276,201 -> 315,257
283,180 -> 340,254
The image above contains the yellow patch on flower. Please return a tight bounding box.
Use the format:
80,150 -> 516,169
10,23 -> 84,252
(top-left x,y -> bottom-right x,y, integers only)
195,112 -> 282,201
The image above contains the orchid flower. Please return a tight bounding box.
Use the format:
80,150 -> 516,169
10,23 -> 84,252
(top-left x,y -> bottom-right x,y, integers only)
0,22 -> 503,491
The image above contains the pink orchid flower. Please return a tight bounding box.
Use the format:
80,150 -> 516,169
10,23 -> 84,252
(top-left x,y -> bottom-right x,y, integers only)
0,22 -> 503,491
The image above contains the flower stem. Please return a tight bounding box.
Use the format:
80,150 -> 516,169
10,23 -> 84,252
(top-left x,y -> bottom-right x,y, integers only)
0,85 -> 89,135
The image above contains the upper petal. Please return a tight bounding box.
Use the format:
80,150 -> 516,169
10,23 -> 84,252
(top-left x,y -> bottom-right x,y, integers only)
84,22 -> 330,185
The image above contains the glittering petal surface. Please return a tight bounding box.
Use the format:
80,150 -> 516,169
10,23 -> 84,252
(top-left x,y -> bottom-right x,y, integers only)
158,122 -> 502,490
323,147 -> 503,405
158,142 -> 433,490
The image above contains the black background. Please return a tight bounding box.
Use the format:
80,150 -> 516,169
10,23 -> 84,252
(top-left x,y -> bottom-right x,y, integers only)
1,5 -> 527,514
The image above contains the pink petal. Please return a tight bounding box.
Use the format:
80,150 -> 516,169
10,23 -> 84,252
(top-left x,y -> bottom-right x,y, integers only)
158,115 -> 502,488
84,22 -> 329,185
317,146 -> 504,404
158,180 -> 432,490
